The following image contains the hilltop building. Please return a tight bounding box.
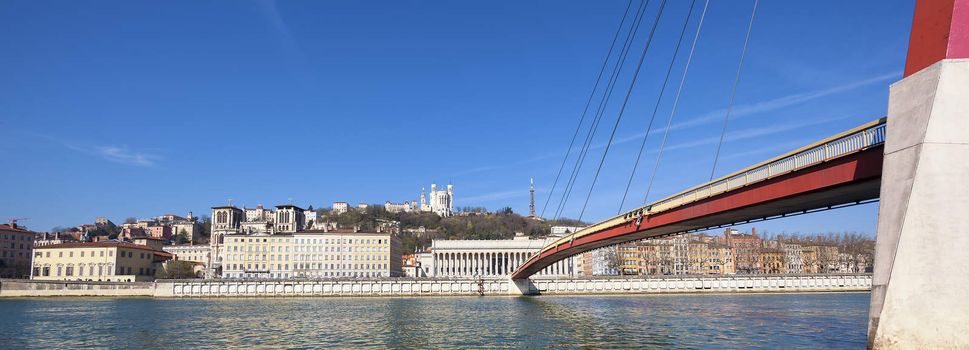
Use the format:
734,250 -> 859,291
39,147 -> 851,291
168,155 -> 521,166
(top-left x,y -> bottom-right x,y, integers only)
420,183 -> 454,217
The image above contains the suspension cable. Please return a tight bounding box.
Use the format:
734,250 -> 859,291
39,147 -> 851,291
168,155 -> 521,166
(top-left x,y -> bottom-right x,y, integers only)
617,0 -> 699,213
540,0 -> 636,219
643,0 -> 710,204
709,0 -> 759,181
552,0 -> 651,221
576,0 -> 669,223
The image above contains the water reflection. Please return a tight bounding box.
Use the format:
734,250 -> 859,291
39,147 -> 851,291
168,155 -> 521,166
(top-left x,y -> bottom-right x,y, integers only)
0,293 -> 869,349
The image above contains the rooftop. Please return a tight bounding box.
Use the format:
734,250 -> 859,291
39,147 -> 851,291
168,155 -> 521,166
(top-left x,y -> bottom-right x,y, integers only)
0,223 -> 34,233
35,241 -> 166,253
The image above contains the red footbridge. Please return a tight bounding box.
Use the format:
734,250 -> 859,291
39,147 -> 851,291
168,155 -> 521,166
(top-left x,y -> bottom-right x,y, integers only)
512,118 -> 886,279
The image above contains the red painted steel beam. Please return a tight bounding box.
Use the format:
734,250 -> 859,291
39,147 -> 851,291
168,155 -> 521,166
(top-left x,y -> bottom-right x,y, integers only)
512,146 -> 884,279
904,0 -> 969,77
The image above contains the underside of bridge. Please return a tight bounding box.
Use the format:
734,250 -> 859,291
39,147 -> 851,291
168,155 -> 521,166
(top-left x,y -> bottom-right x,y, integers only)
512,146 -> 883,279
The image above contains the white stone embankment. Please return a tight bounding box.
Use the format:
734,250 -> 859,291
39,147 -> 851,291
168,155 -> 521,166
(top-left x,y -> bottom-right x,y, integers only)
2,274 -> 871,298
0,279 -> 154,297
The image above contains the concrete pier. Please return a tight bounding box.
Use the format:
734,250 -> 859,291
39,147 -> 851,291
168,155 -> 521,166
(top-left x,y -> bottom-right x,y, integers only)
869,58 -> 969,349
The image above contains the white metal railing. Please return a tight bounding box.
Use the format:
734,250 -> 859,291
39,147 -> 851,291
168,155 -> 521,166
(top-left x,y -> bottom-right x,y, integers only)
638,119 -> 885,217
532,119 -> 887,260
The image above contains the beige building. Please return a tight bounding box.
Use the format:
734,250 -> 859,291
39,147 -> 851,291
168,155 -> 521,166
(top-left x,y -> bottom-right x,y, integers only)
222,234 -> 294,279
220,230 -> 403,279
293,230 -> 403,278
30,242 -> 173,282
163,245 -> 211,265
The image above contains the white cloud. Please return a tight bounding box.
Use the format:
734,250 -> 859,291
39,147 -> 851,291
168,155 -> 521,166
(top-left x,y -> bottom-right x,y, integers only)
27,132 -> 163,167
91,146 -> 161,167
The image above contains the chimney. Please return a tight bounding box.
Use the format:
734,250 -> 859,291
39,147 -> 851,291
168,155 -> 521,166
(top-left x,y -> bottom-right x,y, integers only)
751,227 -> 757,236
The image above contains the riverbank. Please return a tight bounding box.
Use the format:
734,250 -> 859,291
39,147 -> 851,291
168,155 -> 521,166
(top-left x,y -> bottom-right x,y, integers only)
0,273 -> 871,298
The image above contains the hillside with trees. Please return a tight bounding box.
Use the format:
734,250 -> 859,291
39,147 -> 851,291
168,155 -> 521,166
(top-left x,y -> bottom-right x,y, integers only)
317,206 -> 585,253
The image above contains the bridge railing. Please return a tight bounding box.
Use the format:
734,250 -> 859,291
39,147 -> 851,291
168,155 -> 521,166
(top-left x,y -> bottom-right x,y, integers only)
533,119 -> 887,258
644,119 -> 886,215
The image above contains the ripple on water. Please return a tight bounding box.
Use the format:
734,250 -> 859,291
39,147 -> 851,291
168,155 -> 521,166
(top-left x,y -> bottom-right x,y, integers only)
0,293 -> 870,349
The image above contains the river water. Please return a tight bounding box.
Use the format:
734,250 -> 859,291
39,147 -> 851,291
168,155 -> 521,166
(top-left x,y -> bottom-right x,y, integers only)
0,292 -> 869,349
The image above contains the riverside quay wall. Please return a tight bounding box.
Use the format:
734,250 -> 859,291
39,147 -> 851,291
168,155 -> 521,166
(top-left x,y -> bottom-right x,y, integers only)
2,274 -> 871,297
0,279 -> 155,297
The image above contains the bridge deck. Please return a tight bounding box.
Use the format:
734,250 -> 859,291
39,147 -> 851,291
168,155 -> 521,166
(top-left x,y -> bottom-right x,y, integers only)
513,118 -> 887,279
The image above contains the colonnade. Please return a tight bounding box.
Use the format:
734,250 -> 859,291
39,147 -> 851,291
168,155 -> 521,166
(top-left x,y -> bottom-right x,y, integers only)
432,251 -> 573,277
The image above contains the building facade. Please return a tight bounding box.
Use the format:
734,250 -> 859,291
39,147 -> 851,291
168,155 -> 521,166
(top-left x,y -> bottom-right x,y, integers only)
0,223 -> 36,278
222,234 -> 294,279
30,242 -> 172,282
219,230 -> 403,279
163,245 -> 212,267
332,202 -> 349,214
429,233 -> 575,277
420,183 -> 453,217
725,229 -> 763,274
274,205 -> 305,233
209,205 -> 244,277
292,231 -> 402,278
384,201 -> 417,213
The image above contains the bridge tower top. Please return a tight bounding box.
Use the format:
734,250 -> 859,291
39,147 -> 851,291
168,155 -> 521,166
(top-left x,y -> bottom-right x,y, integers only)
905,0 -> 969,77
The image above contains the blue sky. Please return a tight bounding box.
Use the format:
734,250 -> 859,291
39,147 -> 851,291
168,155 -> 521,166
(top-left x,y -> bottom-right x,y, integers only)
1,0 -> 913,235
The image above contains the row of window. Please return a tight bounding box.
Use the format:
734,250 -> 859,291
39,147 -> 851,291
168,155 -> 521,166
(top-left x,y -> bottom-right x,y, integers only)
33,264 -> 115,277
224,253 -> 387,262
0,234 -> 33,241
36,250 -> 113,258
1,250 -> 28,258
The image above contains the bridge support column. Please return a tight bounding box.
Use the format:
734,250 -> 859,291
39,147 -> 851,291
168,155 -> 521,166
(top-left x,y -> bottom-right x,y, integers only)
869,58 -> 969,349
508,278 -> 537,295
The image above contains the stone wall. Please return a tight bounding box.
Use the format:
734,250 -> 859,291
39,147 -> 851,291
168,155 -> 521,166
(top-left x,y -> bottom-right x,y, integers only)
0,279 -> 154,297
157,274 -> 871,297
155,278 -> 510,297
1,274 -> 871,298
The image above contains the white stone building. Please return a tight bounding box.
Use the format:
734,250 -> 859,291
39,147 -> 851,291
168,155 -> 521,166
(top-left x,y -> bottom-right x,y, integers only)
429,233 -> 576,277
304,210 -> 318,229
209,205 -> 244,278
783,243 -> 805,274
273,205 -> 305,233
163,244 -> 211,274
420,183 -> 453,217
332,202 -> 349,214
384,201 -> 417,213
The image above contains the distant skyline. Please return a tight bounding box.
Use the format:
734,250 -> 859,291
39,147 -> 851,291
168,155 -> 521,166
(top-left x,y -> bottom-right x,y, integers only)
1,1 -> 914,234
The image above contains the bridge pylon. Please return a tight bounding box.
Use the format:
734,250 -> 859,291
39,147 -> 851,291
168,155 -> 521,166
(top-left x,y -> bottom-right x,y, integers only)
869,1 -> 969,347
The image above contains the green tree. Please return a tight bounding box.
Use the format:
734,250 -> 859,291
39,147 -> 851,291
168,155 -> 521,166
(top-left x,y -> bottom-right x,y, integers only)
175,229 -> 189,244
157,261 -> 198,279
